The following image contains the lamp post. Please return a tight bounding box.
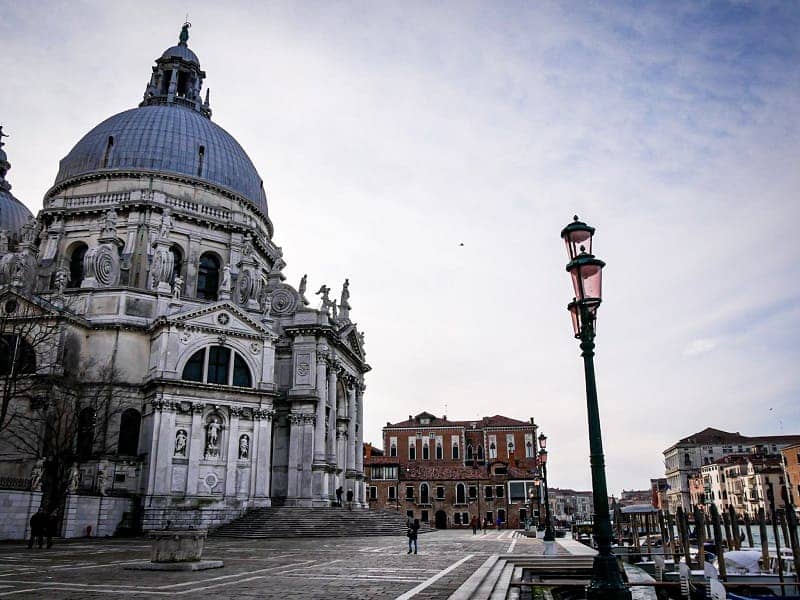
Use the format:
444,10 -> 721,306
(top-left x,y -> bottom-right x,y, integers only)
538,434 -> 555,542
561,216 -> 631,600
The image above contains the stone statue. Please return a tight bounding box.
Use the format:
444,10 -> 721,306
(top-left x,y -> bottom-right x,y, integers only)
174,429 -> 187,456
29,459 -> 44,492
179,21 -> 190,45
269,257 -> 286,275
261,290 -> 273,318
172,275 -> 183,299
339,278 -> 351,319
316,284 -> 333,312
331,300 -> 338,319
0,230 -> 8,255
67,464 -> 80,493
359,331 -> 365,346
159,208 -> 173,239
20,218 -> 41,244
97,470 -> 108,496
238,435 -> 249,459
298,274 -> 307,295
100,208 -> 117,237
54,266 -> 69,296
220,264 -> 232,294
205,417 -> 222,457
241,233 -> 254,258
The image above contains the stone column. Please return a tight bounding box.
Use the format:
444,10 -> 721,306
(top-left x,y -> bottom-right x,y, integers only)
186,402 -> 205,495
346,384 -> 357,473
336,424 -> 347,490
225,406 -> 241,498
287,411 -> 303,501
356,384 -> 365,505
252,407 -> 274,504
314,355 -> 328,463
152,399 -> 176,496
326,364 -> 337,462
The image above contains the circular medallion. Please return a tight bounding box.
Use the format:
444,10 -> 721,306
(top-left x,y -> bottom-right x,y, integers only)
270,288 -> 297,316
217,313 -> 230,325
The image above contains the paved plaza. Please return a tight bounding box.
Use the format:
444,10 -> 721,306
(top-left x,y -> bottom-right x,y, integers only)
0,529 -> 550,599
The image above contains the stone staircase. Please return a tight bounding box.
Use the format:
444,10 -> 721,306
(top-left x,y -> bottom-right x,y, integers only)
213,506 -> 433,538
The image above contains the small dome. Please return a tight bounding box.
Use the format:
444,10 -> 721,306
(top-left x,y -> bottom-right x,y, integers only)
161,44 -> 200,66
0,191 -> 33,237
51,104 -> 268,216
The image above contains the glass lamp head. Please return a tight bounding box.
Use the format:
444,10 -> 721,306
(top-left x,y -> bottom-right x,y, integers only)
538,432 -> 547,449
560,215 -> 595,260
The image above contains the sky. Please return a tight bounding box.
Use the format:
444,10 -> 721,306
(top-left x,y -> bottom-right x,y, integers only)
1,0 -> 799,495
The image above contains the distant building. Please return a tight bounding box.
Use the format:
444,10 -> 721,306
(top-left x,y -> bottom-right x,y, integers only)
618,489 -> 652,508
650,478 -> 669,510
364,412 -> 541,528
663,428 -> 800,512
781,442 -> 800,516
700,454 -> 787,519
549,488 -> 594,523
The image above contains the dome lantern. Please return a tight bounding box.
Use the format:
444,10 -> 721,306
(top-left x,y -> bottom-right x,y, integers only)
140,22 -> 211,118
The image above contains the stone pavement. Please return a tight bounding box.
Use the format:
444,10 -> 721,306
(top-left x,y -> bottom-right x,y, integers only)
0,529 -> 544,599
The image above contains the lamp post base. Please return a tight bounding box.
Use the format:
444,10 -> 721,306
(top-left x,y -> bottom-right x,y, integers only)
586,554 -> 632,600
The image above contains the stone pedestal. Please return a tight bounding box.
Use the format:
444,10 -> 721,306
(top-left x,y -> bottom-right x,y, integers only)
126,530 -> 223,571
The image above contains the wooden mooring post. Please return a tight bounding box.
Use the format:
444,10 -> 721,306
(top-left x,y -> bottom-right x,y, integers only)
667,511 -> 679,563
770,506 -> 785,595
728,505 -> 741,550
723,510 -> 733,550
743,511 -> 754,548
710,503 -> 727,580
693,505 -> 706,566
758,507 -> 770,572
677,506 -> 692,567
780,486 -> 800,579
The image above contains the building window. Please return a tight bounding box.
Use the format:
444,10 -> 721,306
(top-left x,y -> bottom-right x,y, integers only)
76,407 -> 95,460
0,335 -> 36,375
461,511 -> 469,525
452,444 -> 460,460
68,243 -> 88,288
390,443 -> 397,457
456,483 -> 466,504
369,486 -> 377,500
485,486 -> 493,500
421,510 -> 429,523
489,443 -> 497,459
407,510 -> 414,519
388,486 -> 396,500
181,346 -> 253,387
436,486 -> 445,500
466,444 -> 473,460
170,245 -> 183,285
477,445 -> 484,460
420,483 -> 430,504
409,442 -> 416,461
485,511 -> 493,524
422,443 -> 430,460
436,444 -> 443,460
498,509 -> 506,523
468,485 -> 477,499
117,408 -> 141,455
454,512 -> 462,525
406,485 -> 414,500
496,485 -> 505,498
371,466 -> 398,480
196,253 -> 220,300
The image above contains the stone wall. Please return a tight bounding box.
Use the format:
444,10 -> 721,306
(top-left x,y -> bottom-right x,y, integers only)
0,490 -> 42,540
61,494 -> 135,538
141,500 -> 247,532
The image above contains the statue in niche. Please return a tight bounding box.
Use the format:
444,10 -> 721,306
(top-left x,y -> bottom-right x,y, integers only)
238,435 -> 250,459
220,264 -> 232,294
205,416 -> 222,458
20,218 -> 41,245
67,464 -> 81,493
261,290 -> 272,319
54,266 -> 69,296
100,208 -> 117,237
0,230 -> 8,255
159,208 -> 173,239
97,470 -> 108,496
172,275 -> 183,299
29,459 -> 44,492
174,429 -> 187,457
241,233 -> 254,258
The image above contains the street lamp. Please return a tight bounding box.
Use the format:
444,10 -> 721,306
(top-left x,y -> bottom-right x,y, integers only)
561,216 -> 631,600
538,443 -> 555,541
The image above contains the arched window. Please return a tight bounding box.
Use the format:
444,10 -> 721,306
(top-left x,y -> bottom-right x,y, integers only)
0,335 -> 36,375
196,253 -> 220,300
489,443 -> 497,459
452,443 -> 460,460
436,444 -> 443,460
466,444 -> 473,460
68,243 -> 88,288
422,443 -> 430,460
117,408 -> 141,455
477,445 -> 484,460
181,346 -> 253,387
389,443 -> 397,457
170,245 -> 183,285
420,483 -> 429,504
76,407 -> 95,459
456,483 -> 466,504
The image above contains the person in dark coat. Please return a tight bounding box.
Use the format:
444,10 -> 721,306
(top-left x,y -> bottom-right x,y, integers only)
46,511 -> 59,548
346,488 -> 354,511
470,515 -> 478,535
28,509 -> 47,549
407,518 -> 420,554
335,486 -> 343,507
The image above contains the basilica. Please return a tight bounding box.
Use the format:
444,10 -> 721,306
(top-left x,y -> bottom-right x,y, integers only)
0,25 -> 369,537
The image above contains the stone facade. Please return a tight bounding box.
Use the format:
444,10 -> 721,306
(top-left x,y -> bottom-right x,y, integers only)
0,26 -> 369,538
364,412 -> 541,529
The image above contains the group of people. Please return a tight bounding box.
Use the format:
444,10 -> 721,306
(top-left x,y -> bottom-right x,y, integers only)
28,508 -> 59,549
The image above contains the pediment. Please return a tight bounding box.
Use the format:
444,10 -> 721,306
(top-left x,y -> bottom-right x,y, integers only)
0,286 -> 64,320
167,301 -> 270,338
338,322 -> 365,360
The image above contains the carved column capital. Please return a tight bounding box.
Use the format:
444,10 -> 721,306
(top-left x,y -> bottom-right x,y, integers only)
191,402 -> 206,414
229,405 -> 244,417
254,408 -> 275,421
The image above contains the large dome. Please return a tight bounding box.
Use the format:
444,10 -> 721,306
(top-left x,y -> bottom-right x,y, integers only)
51,104 -> 268,216
0,134 -> 34,236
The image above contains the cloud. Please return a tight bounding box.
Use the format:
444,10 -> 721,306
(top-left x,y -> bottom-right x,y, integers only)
684,338 -> 719,357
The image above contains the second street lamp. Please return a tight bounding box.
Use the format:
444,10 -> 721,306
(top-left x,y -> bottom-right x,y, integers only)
561,216 -> 631,600
538,444 -> 555,542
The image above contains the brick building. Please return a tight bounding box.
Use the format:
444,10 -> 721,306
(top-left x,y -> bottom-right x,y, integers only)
364,412 -> 541,528
782,442 -> 800,516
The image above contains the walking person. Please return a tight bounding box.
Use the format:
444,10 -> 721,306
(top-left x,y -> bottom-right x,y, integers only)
335,486 -> 343,507
27,508 -> 47,549
471,515 -> 478,535
407,518 -> 420,554
46,510 -> 59,549
346,488 -> 354,511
